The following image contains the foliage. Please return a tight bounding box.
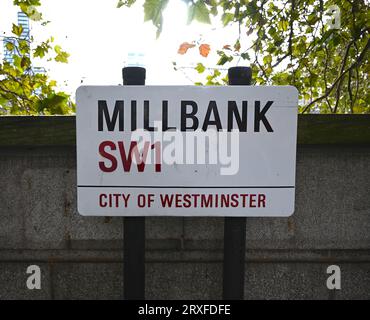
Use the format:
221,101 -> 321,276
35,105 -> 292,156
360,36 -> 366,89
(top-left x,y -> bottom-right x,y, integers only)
119,0 -> 369,113
0,0 -> 74,115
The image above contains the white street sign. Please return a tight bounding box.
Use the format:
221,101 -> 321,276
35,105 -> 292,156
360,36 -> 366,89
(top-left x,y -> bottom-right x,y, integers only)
76,85 -> 298,217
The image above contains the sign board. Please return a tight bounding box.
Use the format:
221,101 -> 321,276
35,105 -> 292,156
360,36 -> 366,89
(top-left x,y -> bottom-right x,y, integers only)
76,86 -> 298,217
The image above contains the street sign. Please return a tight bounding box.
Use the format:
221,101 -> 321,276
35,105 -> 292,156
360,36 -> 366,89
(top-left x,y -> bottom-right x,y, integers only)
76,85 -> 298,217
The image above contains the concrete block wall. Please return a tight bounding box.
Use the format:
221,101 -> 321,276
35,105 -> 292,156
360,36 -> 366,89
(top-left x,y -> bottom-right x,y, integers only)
0,115 -> 369,299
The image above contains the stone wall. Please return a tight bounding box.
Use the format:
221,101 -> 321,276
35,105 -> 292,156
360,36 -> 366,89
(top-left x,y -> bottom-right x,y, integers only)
0,115 -> 369,299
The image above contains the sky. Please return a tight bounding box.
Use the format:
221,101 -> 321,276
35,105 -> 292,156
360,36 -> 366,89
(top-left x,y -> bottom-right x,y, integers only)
0,0 -> 244,96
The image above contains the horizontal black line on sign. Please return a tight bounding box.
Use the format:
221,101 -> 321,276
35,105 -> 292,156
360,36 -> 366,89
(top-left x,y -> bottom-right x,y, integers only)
78,186 -> 295,189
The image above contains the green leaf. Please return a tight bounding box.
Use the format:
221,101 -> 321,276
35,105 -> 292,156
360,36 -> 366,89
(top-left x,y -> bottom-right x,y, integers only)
54,45 -> 62,54
37,93 -> 69,114
117,0 -> 125,8
187,3 -> 195,25
217,53 -> 232,65
21,56 -> 31,69
117,0 -> 135,8
5,41 -> 15,52
332,34 -> 341,46
268,27 -> 276,37
55,52 -> 69,63
189,1 -> 211,24
18,2 -> 42,21
246,0 -> 258,17
13,55 -> 22,70
12,24 -> 23,37
19,40 -> 30,55
195,62 -> 206,73
210,6 -> 218,16
221,12 -> 234,26
143,0 -> 169,37
54,46 -> 70,63
241,52 -> 250,60
33,44 -> 49,58
296,41 -> 306,54
263,54 -> 272,65
277,19 -> 288,31
307,13 -> 318,25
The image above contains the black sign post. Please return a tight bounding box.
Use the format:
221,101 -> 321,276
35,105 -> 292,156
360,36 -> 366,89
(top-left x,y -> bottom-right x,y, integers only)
223,66 -> 252,300
122,66 -> 146,300
121,66 -> 251,300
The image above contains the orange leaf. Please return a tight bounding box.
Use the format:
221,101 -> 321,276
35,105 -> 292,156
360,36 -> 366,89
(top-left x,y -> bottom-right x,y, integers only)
223,45 -> 231,50
199,44 -> 211,57
177,42 -> 196,55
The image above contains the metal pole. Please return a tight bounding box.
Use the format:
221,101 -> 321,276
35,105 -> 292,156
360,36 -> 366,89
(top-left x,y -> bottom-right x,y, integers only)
122,66 -> 146,300
223,66 -> 252,300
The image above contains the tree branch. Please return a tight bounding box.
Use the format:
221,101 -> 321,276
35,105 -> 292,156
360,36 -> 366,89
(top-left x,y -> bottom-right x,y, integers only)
333,40 -> 352,113
302,35 -> 369,113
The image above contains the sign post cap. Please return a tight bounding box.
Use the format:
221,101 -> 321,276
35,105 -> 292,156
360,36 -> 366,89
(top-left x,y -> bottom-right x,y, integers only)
122,67 -> 146,85
228,66 -> 252,85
